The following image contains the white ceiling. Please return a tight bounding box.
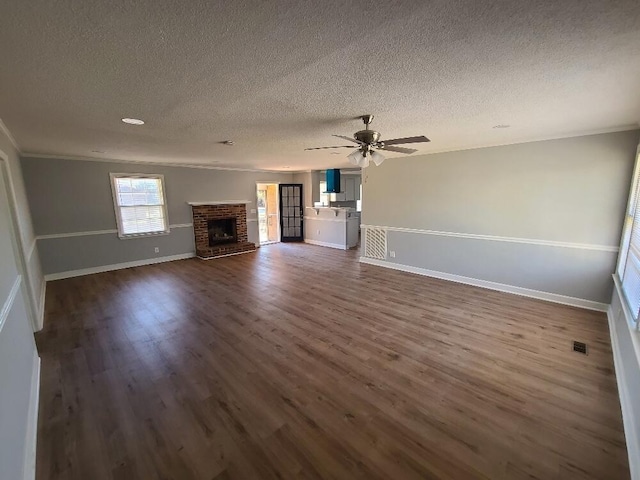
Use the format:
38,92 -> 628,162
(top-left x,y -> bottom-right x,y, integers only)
1,0 -> 639,171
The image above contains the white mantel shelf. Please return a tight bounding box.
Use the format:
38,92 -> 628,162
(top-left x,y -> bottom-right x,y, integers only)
187,200 -> 252,206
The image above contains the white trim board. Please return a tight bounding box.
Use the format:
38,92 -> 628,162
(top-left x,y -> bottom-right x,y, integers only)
37,229 -> 118,240
304,216 -> 346,223
37,279 -> 46,332
26,239 -> 36,262
22,351 -> 40,480
0,151 -> 39,332
304,239 -> 348,250
607,304 -> 640,480
0,117 -> 21,153
44,252 -> 196,281
36,224 -> 193,240
361,224 -> 618,253
402,124 -> 640,158
187,200 -> 252,206
22,152 -> 292,174
359,257 -> 608,312
21,126 -> 639,172
0,276 -> 22,334
613,275 -> 640,361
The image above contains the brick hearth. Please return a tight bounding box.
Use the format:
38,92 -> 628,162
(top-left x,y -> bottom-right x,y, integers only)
191,203 -> 256,259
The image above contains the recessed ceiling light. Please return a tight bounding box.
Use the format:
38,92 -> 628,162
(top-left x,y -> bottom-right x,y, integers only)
283,166 -> 290,169
91,150 -> 105,153
492,124 -> 510,129
222,140 -> 235,146
122,118 -> 145,125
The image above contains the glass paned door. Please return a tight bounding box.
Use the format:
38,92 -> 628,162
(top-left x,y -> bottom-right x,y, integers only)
279,184 -> 303,242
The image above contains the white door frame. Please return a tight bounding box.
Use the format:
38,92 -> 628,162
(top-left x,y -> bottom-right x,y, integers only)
0,149 -> 40,331
256,181 -> 281,245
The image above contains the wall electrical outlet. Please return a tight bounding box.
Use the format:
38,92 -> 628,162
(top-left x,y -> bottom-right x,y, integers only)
154,247 -> 160,253
389,251 -> 396,258
250,208 -> 256,214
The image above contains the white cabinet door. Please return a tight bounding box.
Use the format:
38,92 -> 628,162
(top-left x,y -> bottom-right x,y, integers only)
345,177 -> 356,201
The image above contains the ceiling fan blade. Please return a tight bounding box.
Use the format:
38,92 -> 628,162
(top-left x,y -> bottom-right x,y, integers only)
379,145 -> 417,154
332,134 -> 364,144
383,135 -> 430,146
304,145 -> 357,150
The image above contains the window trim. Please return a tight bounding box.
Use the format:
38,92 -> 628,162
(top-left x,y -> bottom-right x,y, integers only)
109,172 -> 170,239
616,145 -> 640,328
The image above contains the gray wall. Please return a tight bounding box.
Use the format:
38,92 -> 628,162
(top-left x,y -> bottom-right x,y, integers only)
362,130 -> 640,304
0,129 -> 39,480
21,156 -> 293,275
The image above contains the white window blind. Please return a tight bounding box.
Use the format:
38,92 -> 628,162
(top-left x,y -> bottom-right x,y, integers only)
618,150 -> 640,326
110,174 -> 169,237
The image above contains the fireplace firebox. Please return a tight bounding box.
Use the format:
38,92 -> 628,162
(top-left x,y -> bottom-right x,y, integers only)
208,218 -> 237,246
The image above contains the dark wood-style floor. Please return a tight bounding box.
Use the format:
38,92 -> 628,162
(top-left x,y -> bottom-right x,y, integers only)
35,243 -> 629,480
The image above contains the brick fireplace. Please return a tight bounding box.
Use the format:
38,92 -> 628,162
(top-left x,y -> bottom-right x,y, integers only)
189,202 -> 256,259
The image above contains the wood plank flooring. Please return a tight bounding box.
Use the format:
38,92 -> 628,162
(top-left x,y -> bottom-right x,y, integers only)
35,243 -> 629,479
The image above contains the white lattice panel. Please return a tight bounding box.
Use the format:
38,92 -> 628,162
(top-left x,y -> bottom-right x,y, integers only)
363,227 -> 387,260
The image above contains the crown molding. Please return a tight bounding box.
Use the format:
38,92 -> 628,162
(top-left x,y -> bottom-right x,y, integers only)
20,152 -> 294,174
17,123 -> 640,172
415,124 -> 640,158
0,117 -> 21,154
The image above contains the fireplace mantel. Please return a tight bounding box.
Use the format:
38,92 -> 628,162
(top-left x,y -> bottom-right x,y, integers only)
187,200 -> 251,206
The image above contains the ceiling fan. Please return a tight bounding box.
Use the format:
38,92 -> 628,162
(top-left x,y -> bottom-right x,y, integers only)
305,114 -> 430,167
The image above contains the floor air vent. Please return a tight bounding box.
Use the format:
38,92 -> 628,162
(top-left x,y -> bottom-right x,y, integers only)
572,341 -> 588,355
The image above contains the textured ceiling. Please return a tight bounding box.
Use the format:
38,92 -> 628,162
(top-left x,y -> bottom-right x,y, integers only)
1,0 -> 640,171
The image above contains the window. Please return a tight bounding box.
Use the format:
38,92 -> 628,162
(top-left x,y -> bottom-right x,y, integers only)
617,149 -> 640,327
110,173 -> 169,238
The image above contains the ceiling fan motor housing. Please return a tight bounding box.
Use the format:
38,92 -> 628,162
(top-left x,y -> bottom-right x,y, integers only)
354,129 -> 381,145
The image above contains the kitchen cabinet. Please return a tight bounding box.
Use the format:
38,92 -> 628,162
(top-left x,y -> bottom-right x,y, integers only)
329,175 -> 360,202
345,177 -> 356,201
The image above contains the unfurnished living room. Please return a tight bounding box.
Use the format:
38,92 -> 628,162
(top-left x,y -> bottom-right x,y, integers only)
1,1 -> 640,479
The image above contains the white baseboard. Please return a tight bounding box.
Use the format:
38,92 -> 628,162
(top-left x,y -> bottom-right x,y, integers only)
44,252 -> 196,281
304,239 -> 348,250
359,257 -> 608,312
607,306 -> 640,480
23,351 -> 40,480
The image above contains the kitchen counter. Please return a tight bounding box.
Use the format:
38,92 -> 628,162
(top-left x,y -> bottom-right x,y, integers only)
304,207 -> 360,250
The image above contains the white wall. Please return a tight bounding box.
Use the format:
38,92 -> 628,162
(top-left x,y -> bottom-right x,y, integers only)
609,282 -> 640,479
0,127 -> 43,329
0,127 -> 40,480
362,130 -> 640,307
21,156 -> 293,277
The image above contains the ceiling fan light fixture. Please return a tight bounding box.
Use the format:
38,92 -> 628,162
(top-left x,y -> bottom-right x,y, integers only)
304,114 -> 429,167
371,150 -> 385,166
348,149 -> 362,165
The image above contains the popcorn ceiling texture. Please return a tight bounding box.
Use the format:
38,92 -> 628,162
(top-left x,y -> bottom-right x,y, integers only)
0,0 -> 639,170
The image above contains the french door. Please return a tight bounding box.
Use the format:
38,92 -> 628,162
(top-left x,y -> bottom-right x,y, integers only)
279,184 -> 303,242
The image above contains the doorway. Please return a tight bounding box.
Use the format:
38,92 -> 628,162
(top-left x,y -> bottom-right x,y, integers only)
256,183 -> 279,244
279,183 -> 304,242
